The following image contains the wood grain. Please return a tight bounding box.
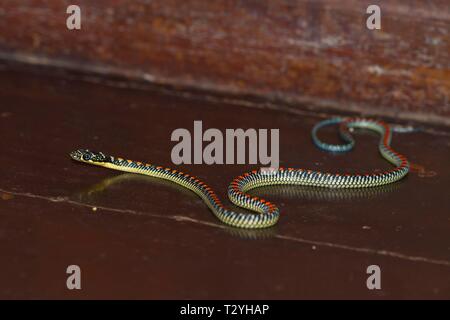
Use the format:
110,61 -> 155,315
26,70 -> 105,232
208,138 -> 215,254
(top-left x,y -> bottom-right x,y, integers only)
0,0 -> 449,124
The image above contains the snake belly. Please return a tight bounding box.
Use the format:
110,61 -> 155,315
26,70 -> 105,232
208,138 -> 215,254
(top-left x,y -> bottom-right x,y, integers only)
70,117 -> 409,229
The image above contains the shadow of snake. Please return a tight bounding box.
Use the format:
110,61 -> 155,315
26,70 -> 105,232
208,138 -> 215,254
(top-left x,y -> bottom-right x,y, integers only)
71,173 -> 400,240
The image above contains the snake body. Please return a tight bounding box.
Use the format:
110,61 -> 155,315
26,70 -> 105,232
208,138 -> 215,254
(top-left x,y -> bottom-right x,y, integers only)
70,117 -> 409,229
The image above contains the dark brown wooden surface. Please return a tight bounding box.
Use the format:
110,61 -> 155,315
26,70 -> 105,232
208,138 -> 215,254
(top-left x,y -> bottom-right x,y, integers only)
0,0 -> 449,125
0,64 -> 449,299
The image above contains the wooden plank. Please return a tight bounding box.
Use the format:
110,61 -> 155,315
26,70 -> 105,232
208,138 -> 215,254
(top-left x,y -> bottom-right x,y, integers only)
0,67 -> 449,298
0,0 -> 449,124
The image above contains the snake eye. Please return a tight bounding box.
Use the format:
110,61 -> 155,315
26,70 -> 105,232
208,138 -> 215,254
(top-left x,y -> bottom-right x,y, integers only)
82,153 -> 91,161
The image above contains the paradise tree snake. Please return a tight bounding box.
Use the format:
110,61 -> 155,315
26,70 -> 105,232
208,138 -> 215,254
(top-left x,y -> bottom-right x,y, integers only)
70,117 -> 409,229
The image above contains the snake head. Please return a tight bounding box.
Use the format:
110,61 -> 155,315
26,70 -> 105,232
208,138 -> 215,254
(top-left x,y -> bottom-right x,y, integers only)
70,149 -> 110,163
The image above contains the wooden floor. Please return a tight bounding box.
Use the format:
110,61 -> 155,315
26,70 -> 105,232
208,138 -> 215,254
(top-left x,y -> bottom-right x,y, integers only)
0,64 -> 449,299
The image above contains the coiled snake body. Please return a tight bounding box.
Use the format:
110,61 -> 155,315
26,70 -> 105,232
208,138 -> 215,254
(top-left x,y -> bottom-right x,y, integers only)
70,118 -> 409,229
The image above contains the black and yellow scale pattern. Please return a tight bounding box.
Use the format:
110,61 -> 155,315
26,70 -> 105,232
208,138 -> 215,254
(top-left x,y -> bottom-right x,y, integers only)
70,117 -> 409,229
